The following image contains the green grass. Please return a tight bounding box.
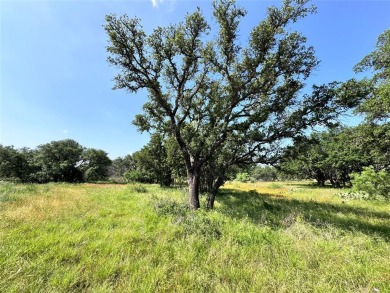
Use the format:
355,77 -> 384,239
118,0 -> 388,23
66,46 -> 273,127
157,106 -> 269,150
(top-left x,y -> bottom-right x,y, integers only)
0,181 -> 389,292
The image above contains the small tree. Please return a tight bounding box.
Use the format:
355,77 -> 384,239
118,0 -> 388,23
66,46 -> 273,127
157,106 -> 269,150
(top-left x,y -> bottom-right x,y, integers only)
132,134 -> 173,187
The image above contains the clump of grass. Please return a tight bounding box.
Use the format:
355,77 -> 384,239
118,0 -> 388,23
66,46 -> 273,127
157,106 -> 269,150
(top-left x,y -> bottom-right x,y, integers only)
153,197 -> 188,217
153,197 -> 223,239
128,183 -> 148,193
175,210 -> 223,239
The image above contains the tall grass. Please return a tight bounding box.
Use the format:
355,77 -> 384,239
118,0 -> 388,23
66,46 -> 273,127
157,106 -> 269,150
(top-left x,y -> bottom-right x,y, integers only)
0,181 -> 389,292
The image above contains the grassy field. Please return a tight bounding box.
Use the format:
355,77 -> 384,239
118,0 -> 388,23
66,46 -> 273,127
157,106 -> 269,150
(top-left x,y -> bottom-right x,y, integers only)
0,181 -> 389,292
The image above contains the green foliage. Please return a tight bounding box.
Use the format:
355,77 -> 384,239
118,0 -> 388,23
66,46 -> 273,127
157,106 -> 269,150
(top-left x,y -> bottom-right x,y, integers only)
279,126 -> 387,187
0,145 -> 31,182
250,165 -> 278,181
153,197 -> 188,217
0,141 -> 114,184
353,29 -> 390,122
235,172 -> 250,182
123,170 -> 146,183
132,134 -> 173,187
32,139 -> 84,183
80,148 -> 111,182
108,154 -> 136,182
0,182 -> 38,202
351,167 -> 390,199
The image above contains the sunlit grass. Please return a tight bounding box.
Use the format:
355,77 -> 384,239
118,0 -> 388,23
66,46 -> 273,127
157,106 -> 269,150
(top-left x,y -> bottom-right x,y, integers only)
0,181 -> 389,292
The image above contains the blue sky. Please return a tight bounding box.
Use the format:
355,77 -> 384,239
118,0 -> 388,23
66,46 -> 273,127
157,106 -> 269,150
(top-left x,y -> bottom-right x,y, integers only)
1,0 -> 389,159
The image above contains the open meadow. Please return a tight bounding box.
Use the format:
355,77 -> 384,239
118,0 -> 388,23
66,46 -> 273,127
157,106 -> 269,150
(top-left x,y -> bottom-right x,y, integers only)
1,181 -> 389,292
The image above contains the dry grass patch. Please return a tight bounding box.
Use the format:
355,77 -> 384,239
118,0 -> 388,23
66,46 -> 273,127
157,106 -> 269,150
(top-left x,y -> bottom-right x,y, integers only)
0,184 -> 93,225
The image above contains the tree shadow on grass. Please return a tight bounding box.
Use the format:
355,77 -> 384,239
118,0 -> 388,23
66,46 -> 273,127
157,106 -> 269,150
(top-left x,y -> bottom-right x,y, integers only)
216,188 -> 390,241
285,182 -> 344,189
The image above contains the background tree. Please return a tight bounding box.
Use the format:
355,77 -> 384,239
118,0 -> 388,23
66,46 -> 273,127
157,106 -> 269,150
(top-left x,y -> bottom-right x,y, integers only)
0,145 -> 30,182
105,0 -> 352,209
278,126 -> 389,186
80,148 -> 112,182
108,154 -> 136,181
131,134 -> 173,186
250,165 -> 279,182
32,139 -> 84,183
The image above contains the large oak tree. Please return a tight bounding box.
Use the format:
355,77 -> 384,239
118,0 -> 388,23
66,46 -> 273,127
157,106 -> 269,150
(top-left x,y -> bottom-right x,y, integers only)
105,0 -> 346,209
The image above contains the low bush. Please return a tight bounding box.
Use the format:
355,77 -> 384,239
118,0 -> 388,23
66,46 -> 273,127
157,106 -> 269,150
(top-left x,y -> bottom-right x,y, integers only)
351,167 -> 390,199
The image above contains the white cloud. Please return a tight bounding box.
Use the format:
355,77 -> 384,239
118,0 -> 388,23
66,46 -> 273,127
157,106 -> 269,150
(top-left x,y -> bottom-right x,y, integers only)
63,130 -> 69,134
151,0 -> 163,8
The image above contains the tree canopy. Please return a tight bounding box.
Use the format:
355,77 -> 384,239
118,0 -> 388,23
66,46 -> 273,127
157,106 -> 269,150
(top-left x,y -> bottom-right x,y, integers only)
353,29 -> 390,122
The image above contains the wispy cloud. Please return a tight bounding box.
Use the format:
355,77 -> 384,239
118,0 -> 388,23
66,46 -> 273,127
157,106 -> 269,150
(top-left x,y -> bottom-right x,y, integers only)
63,130 -> 68,134
151,0 -> 163,8
151,0 -> 176,11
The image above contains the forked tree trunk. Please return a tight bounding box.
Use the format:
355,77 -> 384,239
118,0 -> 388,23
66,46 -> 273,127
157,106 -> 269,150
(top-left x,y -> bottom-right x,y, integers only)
207,176 -> 224,209
188,170 -> 201,210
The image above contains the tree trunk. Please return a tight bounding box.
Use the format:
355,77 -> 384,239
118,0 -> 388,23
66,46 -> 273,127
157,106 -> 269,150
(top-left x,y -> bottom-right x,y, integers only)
207,176 -> 224,209
188,170 -> 200,210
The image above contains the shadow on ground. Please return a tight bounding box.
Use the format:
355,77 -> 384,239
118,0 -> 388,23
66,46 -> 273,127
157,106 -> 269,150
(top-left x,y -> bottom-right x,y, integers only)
216,188 -> 390,241
284,182 -> 347,189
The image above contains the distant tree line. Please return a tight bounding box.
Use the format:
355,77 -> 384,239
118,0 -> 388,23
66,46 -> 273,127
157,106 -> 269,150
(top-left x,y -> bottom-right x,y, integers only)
278,124 -> 389,187
0,139 -> 111,183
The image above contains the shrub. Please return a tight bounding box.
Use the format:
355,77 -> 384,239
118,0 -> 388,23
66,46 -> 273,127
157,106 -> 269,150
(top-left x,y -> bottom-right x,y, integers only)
351,167 -> 390,199
235,172 -> 250,182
